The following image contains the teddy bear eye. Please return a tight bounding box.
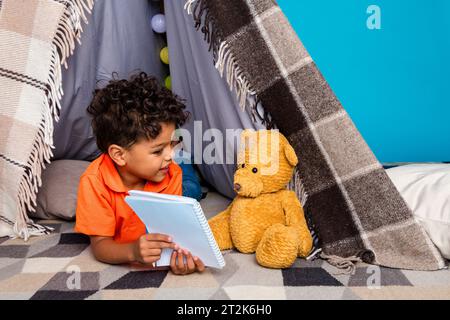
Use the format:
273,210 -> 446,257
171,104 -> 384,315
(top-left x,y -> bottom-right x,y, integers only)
252,167 -> 258,173
241,164 -> 245,168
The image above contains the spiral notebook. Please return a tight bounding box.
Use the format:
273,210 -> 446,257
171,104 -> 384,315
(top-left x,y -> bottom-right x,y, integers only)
125,190 -> 225,269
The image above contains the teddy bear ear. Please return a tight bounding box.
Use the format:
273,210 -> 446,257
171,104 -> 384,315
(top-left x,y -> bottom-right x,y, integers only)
284,143 -> 298,167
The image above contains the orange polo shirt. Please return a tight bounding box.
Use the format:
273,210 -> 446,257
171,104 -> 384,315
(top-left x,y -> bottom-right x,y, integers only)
74,153 -> 182,243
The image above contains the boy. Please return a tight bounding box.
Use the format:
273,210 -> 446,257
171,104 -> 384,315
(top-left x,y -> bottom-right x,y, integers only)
75,73 -> 205,275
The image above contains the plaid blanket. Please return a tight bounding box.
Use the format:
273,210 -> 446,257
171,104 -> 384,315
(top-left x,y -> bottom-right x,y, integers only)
0,0 -> 94,240
0,192 -> 448,300
184,0 -> 445,271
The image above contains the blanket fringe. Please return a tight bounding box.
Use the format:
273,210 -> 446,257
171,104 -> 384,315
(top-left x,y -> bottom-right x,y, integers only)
0,215 -> 53,239
320,252 -> 363,275
14,0 -> 94,241
287,167 -> 308,207
184,0 -> 274,128
215,41 -> 257,112
183,0 -> 197,15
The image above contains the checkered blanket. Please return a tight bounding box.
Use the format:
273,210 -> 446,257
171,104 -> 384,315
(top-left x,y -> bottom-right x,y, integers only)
0,192 -> 448,300
184,0 -> 445,271
0,0 -> 93,240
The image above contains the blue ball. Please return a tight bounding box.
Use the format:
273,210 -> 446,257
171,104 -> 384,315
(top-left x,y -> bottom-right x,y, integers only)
151,14 -> 166,34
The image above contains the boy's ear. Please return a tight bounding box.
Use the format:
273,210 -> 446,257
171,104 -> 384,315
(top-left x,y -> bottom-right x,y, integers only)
108,144 -> 127,166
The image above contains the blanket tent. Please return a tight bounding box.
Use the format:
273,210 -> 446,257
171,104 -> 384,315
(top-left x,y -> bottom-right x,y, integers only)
0,0 -> 446,276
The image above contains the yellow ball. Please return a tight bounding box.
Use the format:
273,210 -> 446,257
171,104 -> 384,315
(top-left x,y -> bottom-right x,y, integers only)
160,47 -> 169,65
165,76 -> 172,90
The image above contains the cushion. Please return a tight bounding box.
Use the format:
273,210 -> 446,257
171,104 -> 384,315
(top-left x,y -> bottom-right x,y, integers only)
386,164 -> 450,259
29,160 -> 90,221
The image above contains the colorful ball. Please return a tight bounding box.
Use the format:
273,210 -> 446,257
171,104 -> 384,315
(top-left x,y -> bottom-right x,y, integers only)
151,14 -> 166,34
165,76 -> 172,90
160,47 -> 169,65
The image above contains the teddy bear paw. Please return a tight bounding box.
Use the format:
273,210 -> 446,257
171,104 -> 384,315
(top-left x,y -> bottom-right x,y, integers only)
255,224 -> 299,269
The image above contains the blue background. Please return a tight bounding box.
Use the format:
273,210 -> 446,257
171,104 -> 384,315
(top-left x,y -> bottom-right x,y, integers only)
277,0 -> 450,162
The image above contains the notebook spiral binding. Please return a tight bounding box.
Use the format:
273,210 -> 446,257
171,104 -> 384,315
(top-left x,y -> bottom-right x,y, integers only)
193,202 -> 226,268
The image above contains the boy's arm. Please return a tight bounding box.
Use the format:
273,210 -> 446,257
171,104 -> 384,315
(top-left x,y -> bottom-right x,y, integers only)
90,236 -> 136,264
90,233 -> 178,265
90,234 -> 206,275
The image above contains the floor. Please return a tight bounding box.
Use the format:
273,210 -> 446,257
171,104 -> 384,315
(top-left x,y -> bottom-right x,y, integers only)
0,192 -> 449,300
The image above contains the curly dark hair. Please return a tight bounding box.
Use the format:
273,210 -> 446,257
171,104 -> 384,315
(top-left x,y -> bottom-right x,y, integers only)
87,72 -> 189,153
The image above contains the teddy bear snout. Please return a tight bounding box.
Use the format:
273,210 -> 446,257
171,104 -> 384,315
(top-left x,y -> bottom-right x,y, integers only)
233,169 -> 264,198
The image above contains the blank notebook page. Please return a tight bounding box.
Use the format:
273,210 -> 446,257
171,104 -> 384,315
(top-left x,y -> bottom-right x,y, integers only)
125,190 -> 225,269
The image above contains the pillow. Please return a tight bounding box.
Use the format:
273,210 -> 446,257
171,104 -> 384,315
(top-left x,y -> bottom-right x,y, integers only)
29,160 -> 90,221
386,164 -> 450,259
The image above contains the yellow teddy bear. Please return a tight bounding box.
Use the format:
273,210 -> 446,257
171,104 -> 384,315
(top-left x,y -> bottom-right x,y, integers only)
208,129 -> 313,268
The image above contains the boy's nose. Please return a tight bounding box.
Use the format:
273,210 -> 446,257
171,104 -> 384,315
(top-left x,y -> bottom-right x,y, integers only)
164,148 -> 174,161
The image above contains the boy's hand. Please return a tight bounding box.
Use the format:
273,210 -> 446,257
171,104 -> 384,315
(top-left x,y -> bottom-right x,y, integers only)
132,233 -> 178,266
170,249 -> 206,275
